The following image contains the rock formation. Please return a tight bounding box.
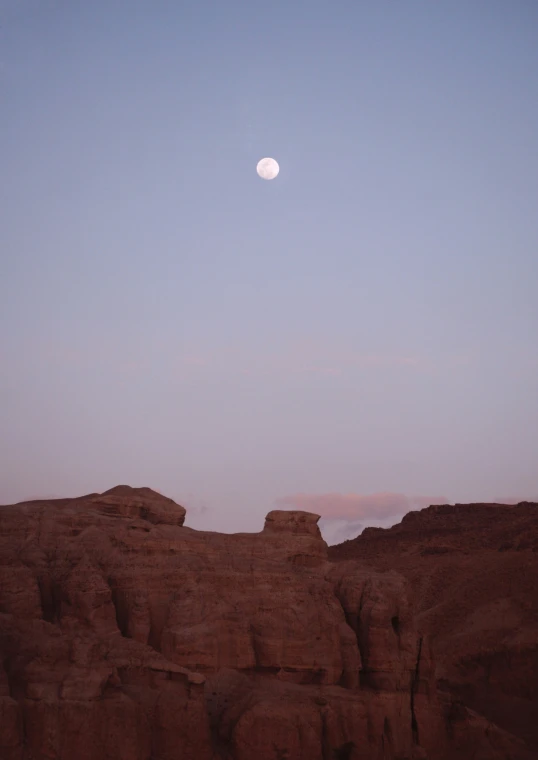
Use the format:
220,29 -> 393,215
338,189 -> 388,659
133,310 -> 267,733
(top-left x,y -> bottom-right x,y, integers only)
329,501 -> 538,756
0,487 -> 534,759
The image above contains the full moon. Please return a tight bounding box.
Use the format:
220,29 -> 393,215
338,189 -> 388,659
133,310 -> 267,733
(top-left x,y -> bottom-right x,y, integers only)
256,157 -> 279,180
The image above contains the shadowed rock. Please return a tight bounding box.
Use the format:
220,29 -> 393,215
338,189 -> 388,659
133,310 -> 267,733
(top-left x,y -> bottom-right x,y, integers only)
0,488 -> 534,759
329,501 -> 538,755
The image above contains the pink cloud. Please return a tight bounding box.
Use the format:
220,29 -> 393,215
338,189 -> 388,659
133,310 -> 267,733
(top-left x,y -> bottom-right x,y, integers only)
275,492 -> 448,520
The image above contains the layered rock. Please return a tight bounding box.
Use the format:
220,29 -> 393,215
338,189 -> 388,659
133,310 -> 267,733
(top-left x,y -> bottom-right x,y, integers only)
0,487 -> 533,759
329,501 -> 538,755
89,484 -> 187,526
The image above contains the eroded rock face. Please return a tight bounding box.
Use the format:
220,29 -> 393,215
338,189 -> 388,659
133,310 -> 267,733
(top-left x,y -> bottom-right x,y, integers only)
0,488 -> 533,759
263,509 -> 322,537
89,485 -> 187,526
329,501 -> 538,755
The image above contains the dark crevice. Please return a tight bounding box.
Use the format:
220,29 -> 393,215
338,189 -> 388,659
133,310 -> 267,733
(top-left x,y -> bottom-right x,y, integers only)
38,576 -> 62,623
356,583 -> 370,682
342,583 -> 375,689
382,716 -> 393,757
391,615 -> 400,635
333,741 -> 354,760
320,708 -> 330,760
148,630 -> 161,651
148,600 -> 168,652
272,744 -> 290,760
410,635 -> 423,745
3,658 -> 14,699
109,585 -> 129,637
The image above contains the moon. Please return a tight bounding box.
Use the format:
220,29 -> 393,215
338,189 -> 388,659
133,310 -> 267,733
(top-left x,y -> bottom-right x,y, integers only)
256,157 -> 279,180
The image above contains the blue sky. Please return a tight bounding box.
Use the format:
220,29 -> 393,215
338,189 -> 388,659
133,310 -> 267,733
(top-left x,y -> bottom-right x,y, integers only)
1,1 -> 537,541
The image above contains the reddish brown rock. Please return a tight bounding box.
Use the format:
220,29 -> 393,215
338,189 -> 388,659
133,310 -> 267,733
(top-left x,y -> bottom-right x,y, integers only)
329,501 -> 538,755
89,485 -> 187,526
0,488 -> 534,759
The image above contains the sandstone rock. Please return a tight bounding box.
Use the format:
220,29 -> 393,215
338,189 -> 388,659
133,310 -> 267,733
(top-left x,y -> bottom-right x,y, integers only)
89,485 -> 187,526
329,501 -> 538,755
263,509 -> 322,537
0,487 -> 533,759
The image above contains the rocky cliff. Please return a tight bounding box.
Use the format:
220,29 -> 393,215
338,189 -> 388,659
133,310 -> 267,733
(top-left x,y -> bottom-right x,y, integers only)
0,487 -> 533,759
329,501 -> 538,755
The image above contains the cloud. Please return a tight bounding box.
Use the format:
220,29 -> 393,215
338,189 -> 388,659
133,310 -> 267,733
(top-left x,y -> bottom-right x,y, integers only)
277,491 -> 450,546
275,491 -> 448,521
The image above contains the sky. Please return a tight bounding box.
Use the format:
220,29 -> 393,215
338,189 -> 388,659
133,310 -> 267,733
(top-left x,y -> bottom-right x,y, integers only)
1,1 -> 537,543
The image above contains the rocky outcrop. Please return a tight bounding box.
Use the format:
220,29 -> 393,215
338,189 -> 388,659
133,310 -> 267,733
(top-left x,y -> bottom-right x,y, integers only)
263,509 -> 322,536
0,487 -> 534,759
89,485 -> 187,526
329,501 -> 538,755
